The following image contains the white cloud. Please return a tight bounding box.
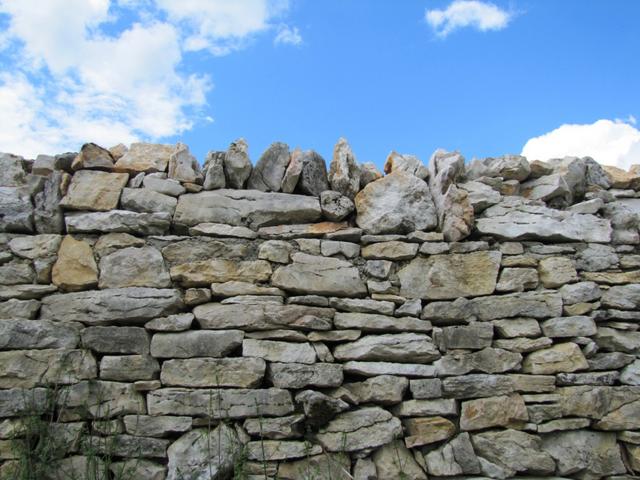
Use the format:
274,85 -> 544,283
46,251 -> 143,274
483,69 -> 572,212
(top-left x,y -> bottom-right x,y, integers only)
274,24 -> 302,46
521,119 -> 640,170
0,0 -> 296,157
426,0 -> 512,37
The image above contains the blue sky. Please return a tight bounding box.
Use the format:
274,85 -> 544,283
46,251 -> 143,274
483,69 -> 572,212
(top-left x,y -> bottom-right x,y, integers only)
1,0 -> 639,169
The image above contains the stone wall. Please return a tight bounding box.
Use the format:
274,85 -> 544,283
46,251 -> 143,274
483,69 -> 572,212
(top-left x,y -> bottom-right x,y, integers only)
1,139 -> 640,479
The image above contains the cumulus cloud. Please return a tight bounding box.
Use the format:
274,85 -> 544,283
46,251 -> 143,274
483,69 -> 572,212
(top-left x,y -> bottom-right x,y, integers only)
521,119 -> 640,170
274,24 -> 302,46
426,0 -> 512,37
0,0 -> 298,157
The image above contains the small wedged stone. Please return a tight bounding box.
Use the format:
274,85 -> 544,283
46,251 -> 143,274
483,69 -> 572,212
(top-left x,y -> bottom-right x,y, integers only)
460,394 -> 528,431
316,406 -> 402,452
169,259 -> 271,287
41,287 -> 183,325
333,333 -> 440,363
267,362 -> 343,388
151,330 -> 243,358
161,357 -> 265,387
60,170 -> 128,211
194,303 -> 333,331
66,210 -> 171,235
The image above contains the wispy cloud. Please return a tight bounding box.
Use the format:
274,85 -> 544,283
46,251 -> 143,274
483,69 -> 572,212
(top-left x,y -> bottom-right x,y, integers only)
0,0 -> 300,157
426,0 -> 512,38
274,24 -> 302,46
521,118 -> 640,170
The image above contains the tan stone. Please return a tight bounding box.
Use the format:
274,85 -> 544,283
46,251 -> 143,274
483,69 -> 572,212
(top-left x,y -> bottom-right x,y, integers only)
169,259 -> 272,287
538,257 -> 578,288
114,142 -> 174,173
52,236 -> 98,291
60,170 -> 128,211
522,342 -> 588,374
603,165 -> 640,189
459,394 -> 528,431
404,416 -> 456,448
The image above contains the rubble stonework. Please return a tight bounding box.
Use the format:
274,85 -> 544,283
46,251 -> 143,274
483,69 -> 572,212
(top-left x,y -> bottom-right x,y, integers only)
1,139 -> 640,479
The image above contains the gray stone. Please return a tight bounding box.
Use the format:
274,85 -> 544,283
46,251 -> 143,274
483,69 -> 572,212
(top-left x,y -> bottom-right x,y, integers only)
496,267 -> 539,292
0,153 -> 27,186
41,287 -> 183,324
424,432 -> 481,476
396,298 -> 422,317
602,284 -> 640,309
201,151 -> 226,190
161,357 -> 265,387
173,189 -> 321,229
81,326 -> 149,354
384,151 -> 429,179
100,355 -> 159,381
148,388 -> 294,418
190,222 -> 258,240
194,303 -> 333,331
65,210 -> 171,235
471,290 -> 563,321
438,323 -> 493,350
268,362 -> 342,388
0,388 -> 50,417
442,374 -> 514,399
167,425 -> 241,480
589,352 -> 636,371
295,390 -> 349,427
0,187 -> 33,233
460,394 -> 528,431
0,260 -> 34,285
595,327 -> 640,353
621,359 -> 640,385
169,259 -> 271,287
560,281 -> 602,304
297,150 -> 329,196
123,415 -> 191,438
0,319 -> 80,350
58,380 -> 146,420
334,312 -> 432,332
321,239 -> 360,258
476,196 -> 612,242
280,147 -> 304,193
120,187 -> 177,215
521,173 -> 571,204
334,333 -> 440,363
145,313 -> 193,332
142,174 -> 185,196
8,234 -> 61,259
272,252 -> 366,297
242,339 -> 316,364
0,298 -> 40,319
343,361 -> 436,378
399,251 -> 501,300
223,138 -> 252,188
410,378 -> 442,399
0,349 -> 96,388
541,316 -> 597,337
434,348 -> 522,375
34,171 -> 64,233
320,190 -> 355,221
278,453 -> 351,480
522,342 -> 589,374
80,434 -> 169,458
160,237 -> 248,266
373,440 -> 428,479
151,330 -> 243,358
247,142 -> 289,191
541,431 -> 626,478
114,143 -> 173,173
467,154 -> 530,181
493,336 -> 553,353
168,142 -> 202,184
247,439 -> 321,461
329,138 -> 360,199
493,318 -> 541,338
341,375 -> 408,405
243,414 -> 305,440
99,246 -> 170,289
459,180 -> 502,212
355,171 -> 437,234
317,406 -> 402,452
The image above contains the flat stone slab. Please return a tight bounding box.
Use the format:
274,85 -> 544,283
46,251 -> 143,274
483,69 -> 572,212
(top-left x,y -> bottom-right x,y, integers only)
65,210 -> 171,235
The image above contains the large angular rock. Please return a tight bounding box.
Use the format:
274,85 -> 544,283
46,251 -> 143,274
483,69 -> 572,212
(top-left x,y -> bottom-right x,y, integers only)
522,342 -> 589,374
99,246 -> 171,288
173,189 -> 321,229
194,303 -> 333,331
355,171 -> 437,234
148,388 -> 294,418
65,210 -> 171,235
272,253 -> 366,297
71,142 -> 114,170
333,333 -> 440,363
602,284 -> 640,309
428,149 -> 474,241
458,180 -> 502,213
167,425 -> 241,480
541,431 -> 626,478
242,339 -> 316,364
151,330 -> 243,358
51,235 -> 98,291
168,142 -> 202,184
329,138 -> 360,199
278,453 -> 351,480
0,349 -> 96,388
442,374 -> 514,399
476,196 -> 612,242
399,251 -> 500,300
41,287 -> 183,324
472,429 -> 556,478
34,171 -> 64,233
247,142 -> 290,191
466,154 -> 531,181
120,187 -> 177,215
169,259 -> 271,287
60,170 -> 128,211
384,151 -> 429,178
114,142 -> 173,173
521,173 -> 571,204
223,138 -> 252,188
161,357 -> 265,387
0,186 -> 33,233
424,433 -> 481,476
460,394 -> 528,430
202,151 -> 226,190
268,362 -> 343,388
0,152 -> 27,186
297,150 -> 329,196
316,406 -> 402,452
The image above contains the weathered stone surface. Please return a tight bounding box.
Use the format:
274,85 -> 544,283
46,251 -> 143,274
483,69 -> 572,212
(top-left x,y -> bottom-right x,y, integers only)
81,326 -> 149,354
329,138 -> 360,199
0,319 -> 80,351
538,256 -> 578,288
243,413 -> 304,440
190,222 -> 258,239
259,221 -> 348,239
493,318 -> 542,338
114,143 -> 173,174
272,253 -> 366,297
0,349 -> 96,388
521,173 -> 571,204
59,380 -> 146,420
467,154 -> 531,181
173,189 -> 321,229
469,290 -> 562,321
169,259 -> 271,287
621,359 -> 640,385
0,260 -> 34,285
334,312 -> 431,332
247,142 -> 290,192
442,374 -> 514,399
424,432 -> 481,476
297,150 -> 329,196
148,388 -> 294,418
541,315 -> 597,338
341,375 -> 408,405
0,153 -> 27,186
195,303 -> 333,331
595,327 -> 640,353
278,452 -> 351,480
51,235 -> 98,291
542,431 -> 626,478
594,399 -> 640,430
0,187 -> 33,232
496,267 -> 539,292
123,415 -> 191,438
151,330 -> 243,358
160,237 -> 248,266
472,429 -> 556,478
243,339 -> 315,364
404,416 -> 455,448
355,171 -> 437,235
321,239 -> 360,258
100,355 -> 159,381
399,251 -> 501,300
334,333 -> 440,363
391,398 -> 457,417
60,170 -> 128,211
477,196 -> 612,242
279,147 -> 303,193
66,210 -> 171,235
523,342 -> 589,374
438,323 -> 494,350
99,246 -> 170,289
434,348 -> 522,376
223,138 -> 252,188
0,298 -> 40,319
268,362 -> 342,388
460,394 -> 528,431
494,336 -> 553,353
320,190 -> 355,221
34,171 -> 64,233
71,143 -> 114,170
202,151 -> 226,190
161,357 -> 265,387
120,187 -> 177,215
361,240 -> 418,260
168,142 -> 202,184
373,440 -> 428,479
384,151 -> 429,178
167,425 -> 241,480
8,234 -> 61,259
247,439 -> 321,461
143,174 -> 185,196
602,283 -> 640,309
317,406 -> 402,452
343,361 -> 435,378
459,180 -> 502,213
41,287 -> 183,324
145,313 -> 193,332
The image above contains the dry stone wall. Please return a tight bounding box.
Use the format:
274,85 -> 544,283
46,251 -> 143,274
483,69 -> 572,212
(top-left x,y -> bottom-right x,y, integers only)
1,139 -> 640,479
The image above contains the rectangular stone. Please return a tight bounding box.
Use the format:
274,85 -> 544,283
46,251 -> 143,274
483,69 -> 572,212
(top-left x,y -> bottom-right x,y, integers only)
81,326 -> 150,354
391,399 -> 458,417
0,319 -> 81,350
0,349 -> 96,388
123,415 -> 192,437
151,330 -> 243,358
65,210 -> 171,235
169,259 -> 272,287
161,357 -> 265,388
242,339 -> 316,364
100,355 -> 159,381
60,171 -> 128,211
334,312 -> 432,333
342,361 -> 436,378
267,362 -> 343,389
